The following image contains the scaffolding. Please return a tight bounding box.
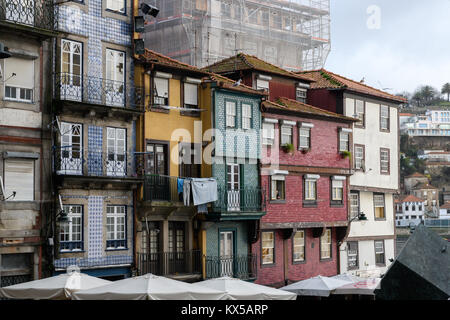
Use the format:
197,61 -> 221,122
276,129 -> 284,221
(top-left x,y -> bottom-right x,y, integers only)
142,0 -> 330,71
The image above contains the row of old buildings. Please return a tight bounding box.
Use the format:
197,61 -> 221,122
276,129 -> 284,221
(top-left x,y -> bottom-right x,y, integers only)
0,0 -> 405,287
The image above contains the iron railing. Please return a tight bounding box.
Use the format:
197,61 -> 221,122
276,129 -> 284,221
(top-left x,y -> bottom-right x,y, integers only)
144,174 -> 182,202
53,147 -> 145,178
137,250 -> 202,276
60,241 -> 83,252
213,187 -> 266,213
54,73 -> 144,110
0,0 -> 56,31
204,255 -> 257,280
54,255 -> 133,269
424,219 -> 450,228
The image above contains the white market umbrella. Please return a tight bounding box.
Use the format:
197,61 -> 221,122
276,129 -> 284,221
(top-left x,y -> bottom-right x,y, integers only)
280,275 -> 353,297
332,278 -> 381,295
196,277 -> 296,300
72,273 -> 229,300
0,272 -> 111,300
332,274 -> 365,283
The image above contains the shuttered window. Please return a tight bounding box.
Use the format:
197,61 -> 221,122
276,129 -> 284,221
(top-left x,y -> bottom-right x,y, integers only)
4,159 -> 34,201
226,101 -> 236,128
242,103 -> 252,129
4,57 -> 34,102
154,77 -> 169,105
262,123 -> 275,145
184,82 -> 198,107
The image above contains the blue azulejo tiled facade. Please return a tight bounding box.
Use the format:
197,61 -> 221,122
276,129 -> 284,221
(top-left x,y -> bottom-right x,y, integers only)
51,0 -> 139,279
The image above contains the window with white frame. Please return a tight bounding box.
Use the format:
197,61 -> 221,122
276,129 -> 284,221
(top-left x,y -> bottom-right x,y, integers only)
153,77 -> 169,105
4,159 -> 34,201
374,240 -> 385,265
296,87 -> 307,103
350,192 -> 360,219
106,205 -> 126,249
355,100 -> 365,127
339,131 -> 350,152
331,179 -> 344,203
374,193 -> 385,219
380,148 -> 390,174
320,228 -> 331,259
271,175 -> 285,201
242,103 -> 252,129
293,230 -> 305,262
262,122 -> 275,145
226,101 -> 236,128
347,241 -> 358,270
256,79 -> 269,92
184,82 -> 198,108
261,231 -> 274,265
60,205 -> 83,251
299,127 -> 310,149
106,0 -> 126,13
354,145 -> 365,170
380,105 -> 389,131
304,178 -> 316,201
4,57 -> 34,103
281,125 -> 293,145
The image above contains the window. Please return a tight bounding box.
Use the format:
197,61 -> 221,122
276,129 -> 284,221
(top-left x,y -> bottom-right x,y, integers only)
380,148 -> 390,174
169,222 -> 185,253
184,82 -> 198,108
4,159 -> 34,201
146,143 -> 167,175
296,87 -> 307,103
179,143 -> 201,178
304,179 -> 317,201
380,105 -> 389,131
106,205 -> 126,249
262,122 -> 275,145
374,240 -> 385,266
271,175 -> 285,201
374,193 -> 385,219
242,103 -> 252,129
405,204 -> 409,211
106,127 -> 126,177
4,57 -> 34,103
355,100 -> 365,127
339,131 -> 350,152
299,127 -> 311,149
320,229 -> 332,260
256,79 -> 269,92
106,0 -> 125,13
354,145 -> 365,170
331,179 -> 344,203
350,192 -> 360,219
60,205 -> 83,251
293,231 -> 305,263
153,77 -> 169,105
347,242 -> 358,270
261,231 -> 274,265
226,101 -> 236,128
281,125 -> 293,145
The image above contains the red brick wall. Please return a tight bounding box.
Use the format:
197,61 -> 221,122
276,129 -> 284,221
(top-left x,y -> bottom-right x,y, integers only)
252,229 -> 339,287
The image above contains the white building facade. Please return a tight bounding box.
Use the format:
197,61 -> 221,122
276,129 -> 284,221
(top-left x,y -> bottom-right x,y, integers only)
395,196 -> 425,227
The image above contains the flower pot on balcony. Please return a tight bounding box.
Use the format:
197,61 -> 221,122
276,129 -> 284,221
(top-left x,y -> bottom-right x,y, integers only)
340,150 -> 351,159
281,143 -> 294,154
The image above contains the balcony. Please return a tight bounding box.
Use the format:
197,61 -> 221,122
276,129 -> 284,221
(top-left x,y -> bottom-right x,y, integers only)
204,254 -> 257,281
143,174 -> 182,203
54,255 -> 133,270
137,250 -> 202,278
53,73 -> 144,118
211,187 -> 266,220
0,0 -> 57,38
52,147 -> 145,188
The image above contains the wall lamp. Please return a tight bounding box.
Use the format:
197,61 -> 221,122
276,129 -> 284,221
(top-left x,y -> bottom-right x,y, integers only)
349,212 -> 367,223
56,209 -> 69,224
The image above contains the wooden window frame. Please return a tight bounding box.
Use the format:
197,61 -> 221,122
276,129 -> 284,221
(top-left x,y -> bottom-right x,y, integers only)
298,127 -> 311,150
261,231 -> 276,267
373,193 -> 386,221
303,177 -> 317,208
330,178 -> 344,207
354,99 -> 366,129
349,191 -> 360,220
292,230 -> 306,264
354,144 -> 365,171
374,240 -> 386,266
319,228 -> 332,261
380,148 -> 390,175
379,105 -> 390,132
269,176 -> 286,203
347,241 -> 359,270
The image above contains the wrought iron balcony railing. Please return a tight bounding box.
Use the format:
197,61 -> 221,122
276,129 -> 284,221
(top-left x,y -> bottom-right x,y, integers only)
54,73 -> 145,111
53,147 -> 145,179
213,187 -> 266,213
144,174 -> 182,202
205,254 -> 257,280
137,250 -> 202,276
0,0 -> 56,32
54,255 -> 133,269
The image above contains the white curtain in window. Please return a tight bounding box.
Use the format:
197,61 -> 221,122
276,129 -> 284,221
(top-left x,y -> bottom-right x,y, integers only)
4,159 -> 34,201
5,57 -> 34,88
154,77 -> 169,98
184,83 -> 198,106
256,79 -> 269,90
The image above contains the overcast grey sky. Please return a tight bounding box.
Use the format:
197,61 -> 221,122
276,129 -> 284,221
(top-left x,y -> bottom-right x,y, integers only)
325,0 -> 450,95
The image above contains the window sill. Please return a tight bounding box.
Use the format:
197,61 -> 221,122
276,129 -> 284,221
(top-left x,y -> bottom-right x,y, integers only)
319,257 -> 333,262
303,201 -> 317,208
180,109 -> 201,118
269,200 -> 286,204
375,218 -> 387,221
105,247 -> 128,252
330,203 -> 344,208
59,249 -> 85,253
292,260 -> 306,265
148,105 -> 170,114
261,262 -> 276,268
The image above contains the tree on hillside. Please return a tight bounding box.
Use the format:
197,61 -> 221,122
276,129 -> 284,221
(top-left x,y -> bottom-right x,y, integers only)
442,83 -> 450,101
411,85 -> 439,107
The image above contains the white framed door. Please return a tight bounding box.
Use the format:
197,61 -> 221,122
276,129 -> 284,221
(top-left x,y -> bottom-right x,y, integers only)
59,122 -> 83,175
6,0 -> 35,25
61,39 -> 82,101
105,49 -> 125,107
227,164 -> 240,211
106,127 -> 126,176
220,231 -> 234,277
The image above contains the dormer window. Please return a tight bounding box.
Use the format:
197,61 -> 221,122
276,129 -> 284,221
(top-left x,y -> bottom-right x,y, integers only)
296,88 -> 307,103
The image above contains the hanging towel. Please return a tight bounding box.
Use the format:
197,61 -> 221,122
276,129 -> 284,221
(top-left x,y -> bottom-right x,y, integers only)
183,179 -> 191,206
197,203 -> 208,213
177,178 -> 184,194
191,178 -> 218,206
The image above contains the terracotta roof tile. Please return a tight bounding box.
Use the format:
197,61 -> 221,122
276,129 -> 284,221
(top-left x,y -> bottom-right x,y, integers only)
262,97 -> 358,122
203,53 -> 315,82
300,69 -> 407,103
406,172 -> 427,178
412,182 -> 438,190
398,195 -> 425,203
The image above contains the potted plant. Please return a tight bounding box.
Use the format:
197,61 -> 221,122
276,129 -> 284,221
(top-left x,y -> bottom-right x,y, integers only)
281,143 -> 295,154
300,148 -> 310,154
340,150 -> 351,159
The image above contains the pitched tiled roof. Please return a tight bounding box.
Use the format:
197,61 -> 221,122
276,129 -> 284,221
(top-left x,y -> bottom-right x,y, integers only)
137,49 -> 264,96
203,53 -> 315,82
398,195 -> 425,203
262,97 -> 358,122
412,182 -> 438,190
301,69 -> 407,103
406,172 -> 427,178
440,202 -> 450,209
